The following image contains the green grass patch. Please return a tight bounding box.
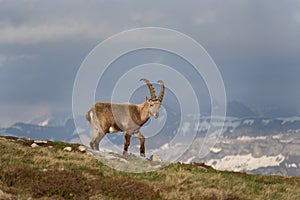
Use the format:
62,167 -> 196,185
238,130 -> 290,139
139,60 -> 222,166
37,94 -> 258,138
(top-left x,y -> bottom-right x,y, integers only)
1,136 -> 300,200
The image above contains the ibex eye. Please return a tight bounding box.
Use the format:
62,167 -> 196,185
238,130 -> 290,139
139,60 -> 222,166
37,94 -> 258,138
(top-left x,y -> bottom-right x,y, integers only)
150,104 -> 154,107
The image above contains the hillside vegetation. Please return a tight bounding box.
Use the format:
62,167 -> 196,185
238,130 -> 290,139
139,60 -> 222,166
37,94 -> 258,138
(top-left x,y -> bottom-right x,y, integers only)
0,136 -> 300,200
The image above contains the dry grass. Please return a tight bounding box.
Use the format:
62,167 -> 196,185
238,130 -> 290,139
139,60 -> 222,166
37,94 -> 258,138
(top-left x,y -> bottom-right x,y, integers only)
0,136 -> 300,200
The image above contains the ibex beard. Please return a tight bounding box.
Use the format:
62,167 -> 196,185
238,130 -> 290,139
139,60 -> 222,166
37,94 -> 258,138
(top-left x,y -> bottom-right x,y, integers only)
86,78 -> 165,157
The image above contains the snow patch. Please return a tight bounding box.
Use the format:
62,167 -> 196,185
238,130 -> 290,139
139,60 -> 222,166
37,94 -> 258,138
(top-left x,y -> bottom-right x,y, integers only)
286,163 -> 297,168
160,143 -> 169,150
272,134 -> 282,140
278,116 -> 300,125
279,139 -> 293,143
194,121 -> 201,131
38,119 -> 49,126
237,136 -> 267,141
262,119 -> 270,126
184,156 -> 196,164
225,120 -> 241,129
210,147 -> 222,153
206,154 -> 285,172
181,122 -> 190,136
198,120 -> 210,132
243,119 -> 254,126
219,140 -> 231,144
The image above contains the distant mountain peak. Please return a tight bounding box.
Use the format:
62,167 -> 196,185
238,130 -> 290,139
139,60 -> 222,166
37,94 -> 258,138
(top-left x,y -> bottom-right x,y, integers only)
38,119 -> 50,126
226,101 -> 257,118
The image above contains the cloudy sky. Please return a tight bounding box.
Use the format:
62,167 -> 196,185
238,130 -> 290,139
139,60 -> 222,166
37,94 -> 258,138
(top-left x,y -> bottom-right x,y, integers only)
1,0 -> 300,126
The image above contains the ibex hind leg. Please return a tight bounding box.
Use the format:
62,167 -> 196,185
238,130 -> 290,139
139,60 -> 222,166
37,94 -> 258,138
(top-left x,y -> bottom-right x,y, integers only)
139,137 -> 145,157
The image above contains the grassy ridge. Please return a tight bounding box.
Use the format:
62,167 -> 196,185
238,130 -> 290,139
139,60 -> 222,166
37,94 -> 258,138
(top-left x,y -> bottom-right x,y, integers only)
0,136 -> 299,200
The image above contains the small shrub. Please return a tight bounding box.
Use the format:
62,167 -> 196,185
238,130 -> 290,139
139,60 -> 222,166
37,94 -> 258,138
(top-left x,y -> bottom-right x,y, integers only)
32,170 -> 90,199
0,165 -> 36,188
93,177 -> 161,199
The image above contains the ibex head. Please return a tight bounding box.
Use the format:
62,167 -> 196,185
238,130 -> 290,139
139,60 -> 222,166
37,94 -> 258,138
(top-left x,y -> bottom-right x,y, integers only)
140,78 -> 165,119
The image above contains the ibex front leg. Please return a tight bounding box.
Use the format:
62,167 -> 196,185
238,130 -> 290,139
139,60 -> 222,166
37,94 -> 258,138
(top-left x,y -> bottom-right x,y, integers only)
90,127 -> 105,151
134,132 -> 145,157
123,132 -> 131,156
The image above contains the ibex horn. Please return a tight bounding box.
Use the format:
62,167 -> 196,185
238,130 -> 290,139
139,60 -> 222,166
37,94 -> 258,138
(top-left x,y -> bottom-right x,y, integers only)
140,78 -> 156,99
157,80 -> 164,102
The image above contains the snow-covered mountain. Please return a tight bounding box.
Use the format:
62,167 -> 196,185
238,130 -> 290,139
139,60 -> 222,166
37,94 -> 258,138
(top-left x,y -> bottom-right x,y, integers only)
208,115 -> 300,138
0,119 -> 78,142
183,129 -> 300,176
177,116 -> 300,176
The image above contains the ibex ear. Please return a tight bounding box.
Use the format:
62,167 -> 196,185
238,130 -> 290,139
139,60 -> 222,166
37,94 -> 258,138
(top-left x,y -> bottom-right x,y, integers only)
146,96 -> 149,101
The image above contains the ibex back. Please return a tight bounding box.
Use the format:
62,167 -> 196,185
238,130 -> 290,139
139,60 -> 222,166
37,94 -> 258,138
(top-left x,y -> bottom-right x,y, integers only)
86,78 -> 165,157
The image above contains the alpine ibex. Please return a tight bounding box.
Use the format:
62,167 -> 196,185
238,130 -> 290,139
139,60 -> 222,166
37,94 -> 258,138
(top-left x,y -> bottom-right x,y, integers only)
86,78 -> 165,157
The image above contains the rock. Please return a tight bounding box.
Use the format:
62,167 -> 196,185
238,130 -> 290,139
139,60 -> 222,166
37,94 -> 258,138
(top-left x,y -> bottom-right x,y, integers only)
31,143 -> 39,148
0,189 -> 4,196
198,166 -> 208,171
118,158 -> 128,163
78,145 -> 86,152
87,151 -> 94,156
153,165 -> 162,169
63,147 -> 72,152
43,169 -> 47,172
150,154 -> 161,162
34,140 -> 48,144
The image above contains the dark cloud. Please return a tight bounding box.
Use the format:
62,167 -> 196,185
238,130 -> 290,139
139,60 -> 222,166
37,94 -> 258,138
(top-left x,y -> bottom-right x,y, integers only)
0,0 -> 300,126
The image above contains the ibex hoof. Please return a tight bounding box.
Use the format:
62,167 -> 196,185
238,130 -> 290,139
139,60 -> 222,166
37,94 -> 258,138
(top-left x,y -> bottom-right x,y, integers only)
90,142 -> 99,151
123,150 -> 129,157
140,153 -> 145,157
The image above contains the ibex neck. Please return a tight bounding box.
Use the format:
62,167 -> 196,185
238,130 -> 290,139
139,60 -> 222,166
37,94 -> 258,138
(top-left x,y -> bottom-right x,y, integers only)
138,102 -> 150,123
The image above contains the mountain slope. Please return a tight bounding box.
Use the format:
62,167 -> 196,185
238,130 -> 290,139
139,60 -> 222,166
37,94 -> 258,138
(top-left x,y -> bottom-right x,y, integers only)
1,136 -> 300,200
